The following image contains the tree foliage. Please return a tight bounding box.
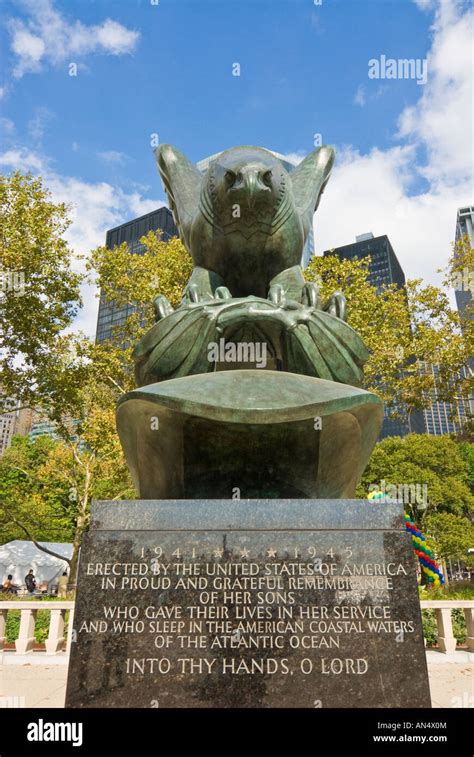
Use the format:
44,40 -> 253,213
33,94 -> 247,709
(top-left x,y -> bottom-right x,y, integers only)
305,251 -> 472,420
87,230 -> 192,348
0,172 -> 83,416
424,512 -> 474,566
356,434 -> 474,519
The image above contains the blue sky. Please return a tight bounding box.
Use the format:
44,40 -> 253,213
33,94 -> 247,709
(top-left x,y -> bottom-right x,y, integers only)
0,0 -> 472,334
1,0 -> 433,190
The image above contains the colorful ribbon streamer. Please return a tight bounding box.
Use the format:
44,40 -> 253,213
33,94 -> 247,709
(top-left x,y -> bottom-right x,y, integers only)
405,513 -> 444,586
366,491 -> 444,585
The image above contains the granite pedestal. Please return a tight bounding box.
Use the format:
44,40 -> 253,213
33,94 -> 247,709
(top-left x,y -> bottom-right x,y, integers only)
65,499 -> 431,708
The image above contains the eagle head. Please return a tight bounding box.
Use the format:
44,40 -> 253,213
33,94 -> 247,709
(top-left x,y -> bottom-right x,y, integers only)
201,147 -> 289,236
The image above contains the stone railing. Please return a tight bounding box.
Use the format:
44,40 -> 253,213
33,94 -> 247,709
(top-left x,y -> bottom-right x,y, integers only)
0,600 -> 472,656
420,600 -> 474,653
0,601 -> 75,655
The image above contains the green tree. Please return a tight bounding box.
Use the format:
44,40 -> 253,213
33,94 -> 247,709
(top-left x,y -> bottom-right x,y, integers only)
0,172 -> 83,417
0,436 -> 69,545
443,235 -> 473,328
458,442 -> 474,494
356,434 -> 473,520
424,512 -> 474,568
87,230 -> 192,353
0,420 -> 135,577
0,172 -> 136,577
306,252 -> 472,423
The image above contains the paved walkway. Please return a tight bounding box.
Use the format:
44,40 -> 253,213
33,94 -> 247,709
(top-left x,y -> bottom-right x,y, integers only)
0,651 -> 472,708
426,650 -> 473,708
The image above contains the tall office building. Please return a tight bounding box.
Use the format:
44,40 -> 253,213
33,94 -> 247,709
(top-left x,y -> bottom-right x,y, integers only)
421,363 -> 472,436
28,420 -> 59,443
323,232 -> 406,292
196,150 -> 315,267
0,398 -> 35,457
28,418 -> 87,450
0,398 -> 20,456
419,207 -> 473,435
419,206 -> 473,435
95,207 -> 177,344
323,233 -> 424,439
454,205 -> 473,326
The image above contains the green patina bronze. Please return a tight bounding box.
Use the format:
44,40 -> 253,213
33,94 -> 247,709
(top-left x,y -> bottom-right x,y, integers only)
117,143 -> 383,499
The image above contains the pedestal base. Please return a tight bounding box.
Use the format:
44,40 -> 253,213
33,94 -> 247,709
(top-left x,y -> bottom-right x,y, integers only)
66,499 -> 431,708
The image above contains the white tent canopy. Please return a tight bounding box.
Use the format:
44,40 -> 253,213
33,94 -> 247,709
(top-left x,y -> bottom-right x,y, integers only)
0,540 -> 72,587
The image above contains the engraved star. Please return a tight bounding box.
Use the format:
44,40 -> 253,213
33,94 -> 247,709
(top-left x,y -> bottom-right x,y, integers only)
239,548 -> 250,559
266,548 -> 277,558
213,548 -> 224,558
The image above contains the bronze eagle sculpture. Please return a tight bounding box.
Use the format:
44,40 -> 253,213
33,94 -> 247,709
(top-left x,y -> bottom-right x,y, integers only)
133,144 -> 369,387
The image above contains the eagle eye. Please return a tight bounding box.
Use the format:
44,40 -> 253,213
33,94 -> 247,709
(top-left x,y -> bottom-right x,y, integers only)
225,170 -> 236,188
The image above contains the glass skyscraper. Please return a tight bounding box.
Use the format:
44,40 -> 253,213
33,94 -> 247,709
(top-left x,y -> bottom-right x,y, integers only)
421,363 -> 472,436
95,207 -> 177,344
454,205 -> 473,330
420,206 -> 473,435
323,232 -> 406,292
323,233 -> 424,439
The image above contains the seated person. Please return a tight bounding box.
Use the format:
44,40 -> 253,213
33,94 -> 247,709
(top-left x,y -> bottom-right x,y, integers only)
2,574 -> 18,594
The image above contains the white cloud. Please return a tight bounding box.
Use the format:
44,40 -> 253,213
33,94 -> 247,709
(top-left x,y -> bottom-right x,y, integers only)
413,0 -> 436,9
0,117 -> 15,134
280,151 -> 305,166
0,87 -> 7,99
0,147 -> 47,173
10,28 -> 45,75
312,0 -> 473,297
28,106 -> 54,144
94,19 -> 139,55
127,194 -> 166,217
353,85 -> 366,107
314,145 -> 471,287
98,150 -> 129,165
398,0 -> 473,187
8,0 -> 140,78
0,146 -> 164,338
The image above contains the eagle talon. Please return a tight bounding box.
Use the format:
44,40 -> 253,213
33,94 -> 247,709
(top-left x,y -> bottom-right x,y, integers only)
268,284 -> 286,307
302,282 -> 322,310
324,291 -> 347,321
185,283 -> 202,304
153,294 -> 174,321
214,286 -> 232,300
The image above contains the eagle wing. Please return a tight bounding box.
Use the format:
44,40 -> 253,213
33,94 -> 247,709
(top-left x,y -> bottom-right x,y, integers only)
155,144 -> 202,248
289,146 -> 335,233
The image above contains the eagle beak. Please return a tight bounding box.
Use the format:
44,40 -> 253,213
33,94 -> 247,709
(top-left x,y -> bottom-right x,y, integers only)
244,169 -> 259,209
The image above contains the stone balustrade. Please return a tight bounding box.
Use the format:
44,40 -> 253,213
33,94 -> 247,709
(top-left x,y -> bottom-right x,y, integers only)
0,600 -> 472,656
420,600 -> 474,654
0,601 -> 75,655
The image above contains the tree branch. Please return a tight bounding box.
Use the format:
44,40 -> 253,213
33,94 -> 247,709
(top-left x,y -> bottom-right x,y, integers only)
0,504 -> 71,566
106,374 -> 127,394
